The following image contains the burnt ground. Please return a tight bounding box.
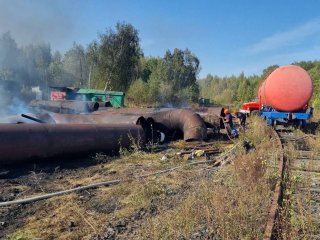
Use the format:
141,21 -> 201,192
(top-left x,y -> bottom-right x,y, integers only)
0,131 -> 234,240
2,118 -> 319,240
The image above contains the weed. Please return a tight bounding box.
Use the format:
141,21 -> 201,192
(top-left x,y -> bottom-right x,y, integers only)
138,118 -> 277,239
275,134 -> 320,239
94,152 -> 117,164
9,228 -> 38,240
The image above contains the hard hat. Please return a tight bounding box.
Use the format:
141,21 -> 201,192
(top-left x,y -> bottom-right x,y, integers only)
224,109 -> 229,114
233,110 -> 238,114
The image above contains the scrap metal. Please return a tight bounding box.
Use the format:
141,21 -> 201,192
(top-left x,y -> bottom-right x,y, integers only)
29,100 -> 98,113
0,123 -> 145,165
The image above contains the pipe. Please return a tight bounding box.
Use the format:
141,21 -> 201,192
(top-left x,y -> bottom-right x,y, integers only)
187,107 -> 225,129
0,123 -> 146,165
21,114 -> 46,123
29,100 -> 91,113
85,101 -> 99,111
95,107 -> 172,114
47,113 -> 147,126
146,109 -> 207,141
0,113 -> 56,124
46,113 -> 163,143
98,101 -> 113,108
0,180 -> 120,207
94,108 -> 207,141
95,107 -> 224,129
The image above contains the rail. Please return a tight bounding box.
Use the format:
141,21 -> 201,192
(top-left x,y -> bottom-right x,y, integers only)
263,127 -> 285,239
263,129 -> 318,239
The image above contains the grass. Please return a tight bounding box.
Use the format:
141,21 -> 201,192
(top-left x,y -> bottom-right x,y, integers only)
5,117 -> 286,239
137,117 -> 279,239
139,169 -> 273,239
275,130 -> 320,239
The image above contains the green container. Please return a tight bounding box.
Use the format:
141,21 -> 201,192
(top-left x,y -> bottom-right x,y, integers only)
73,89 -> 125,107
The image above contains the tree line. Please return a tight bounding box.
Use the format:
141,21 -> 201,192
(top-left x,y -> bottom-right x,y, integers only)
0,21 -> 319,108
198,61 -> 320,109
0,22 -> 200,106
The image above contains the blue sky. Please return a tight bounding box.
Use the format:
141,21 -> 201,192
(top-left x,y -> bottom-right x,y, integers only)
0,0 -> 320,78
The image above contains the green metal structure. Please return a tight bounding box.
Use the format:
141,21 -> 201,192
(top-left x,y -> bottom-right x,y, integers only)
75,89 -> 125,107
48,87 -> 125,107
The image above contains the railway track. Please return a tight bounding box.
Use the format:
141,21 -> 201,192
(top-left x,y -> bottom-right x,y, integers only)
264,127 -> 320,239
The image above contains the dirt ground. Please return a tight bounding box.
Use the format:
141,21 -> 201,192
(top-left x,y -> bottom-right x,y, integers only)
0,130 -> 236,240
2,117 -> 316,240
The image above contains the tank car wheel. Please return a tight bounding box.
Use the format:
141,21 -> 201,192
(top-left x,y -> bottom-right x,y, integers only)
299,120 -> 303,129
273,120 -> 277,130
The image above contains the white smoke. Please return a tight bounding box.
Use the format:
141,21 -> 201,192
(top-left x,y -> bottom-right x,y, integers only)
0,84 -> 34,122
0,0 -> 76,52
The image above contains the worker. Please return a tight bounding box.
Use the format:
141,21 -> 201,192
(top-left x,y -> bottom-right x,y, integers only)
224,109 -> 238,138
233,110 -> 246,131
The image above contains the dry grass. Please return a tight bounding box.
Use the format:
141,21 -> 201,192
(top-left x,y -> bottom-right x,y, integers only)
138,169 -> 273,239
137,117 -> 278,239
6,148 -> 206,239
275,137 -> 320,239
6,117 -> 282,240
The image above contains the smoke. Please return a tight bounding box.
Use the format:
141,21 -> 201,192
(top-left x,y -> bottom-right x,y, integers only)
0,85 -> 12,117
0,84 -> 34,122
0,0 -> 76,52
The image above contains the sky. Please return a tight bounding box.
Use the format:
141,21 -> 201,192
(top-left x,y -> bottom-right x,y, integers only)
0,0 -> 319,78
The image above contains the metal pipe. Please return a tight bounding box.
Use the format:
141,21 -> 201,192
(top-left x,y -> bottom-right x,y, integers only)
85,101 -> 99,111
0,180 -> 120,207
95,107 -> 224,129
0,113 -> 56,124
45,113 -> 164,143
21,114 -> 46,123
95,107 -> 171,114
0,123 -> 146,165
29,100 -> 91,113
188,107 -> 225,129
47,113 -> 146,125
94,108 -> 208,141
98,101 -> 112,108
145,109 -> 207,141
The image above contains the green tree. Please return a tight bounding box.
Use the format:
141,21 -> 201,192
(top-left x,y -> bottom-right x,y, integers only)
147,57 -> 166,104
261,65 -> 279,80
20,44 -> 40,86
292,61 -> 315,71
237,79 -> 248,103
126,78 -> 150,106
35,43 -> 52,86
49,50 -> 63,86
91,22 -> 142,92
198,74 -> 213,99
162,48 -> 200,105
0,31 -> 20,81
62,42 -> 86,87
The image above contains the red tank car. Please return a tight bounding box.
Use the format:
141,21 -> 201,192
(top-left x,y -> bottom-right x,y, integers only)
259,65 -> 313,112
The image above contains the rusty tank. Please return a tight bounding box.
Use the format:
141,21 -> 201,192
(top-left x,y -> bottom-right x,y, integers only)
29,100 -> 99,113
0,123 -> 146,165
94,108 -> 208,141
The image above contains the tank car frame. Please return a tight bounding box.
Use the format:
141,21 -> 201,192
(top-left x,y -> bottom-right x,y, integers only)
260,106 -> 311,128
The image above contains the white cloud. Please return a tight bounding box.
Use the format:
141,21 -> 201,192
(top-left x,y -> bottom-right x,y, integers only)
244,17 -> 320,55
